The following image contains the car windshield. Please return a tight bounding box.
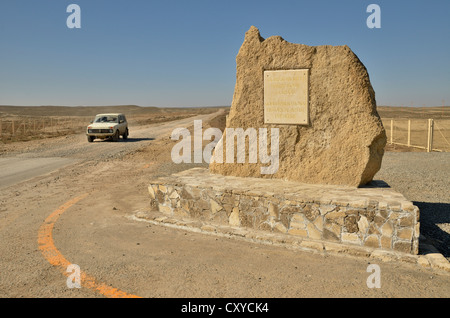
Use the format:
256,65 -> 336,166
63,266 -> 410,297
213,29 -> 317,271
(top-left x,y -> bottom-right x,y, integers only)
94,115 -> 118,123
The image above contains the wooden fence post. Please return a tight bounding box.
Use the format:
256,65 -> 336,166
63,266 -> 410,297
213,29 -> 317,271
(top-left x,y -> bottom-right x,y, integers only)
12,120 -> 15,136
407,120 -> 411,147
427,119 -> 434,152
390,119 -> 394,144
430,119 -> 434,152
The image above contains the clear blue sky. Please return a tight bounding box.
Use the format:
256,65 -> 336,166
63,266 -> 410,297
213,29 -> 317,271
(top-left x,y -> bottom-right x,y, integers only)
0,0 -> 449,107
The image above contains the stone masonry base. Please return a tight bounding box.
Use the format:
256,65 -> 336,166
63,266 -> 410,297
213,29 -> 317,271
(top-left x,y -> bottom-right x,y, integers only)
147,168 -> 421,256
131,210 -> 450,272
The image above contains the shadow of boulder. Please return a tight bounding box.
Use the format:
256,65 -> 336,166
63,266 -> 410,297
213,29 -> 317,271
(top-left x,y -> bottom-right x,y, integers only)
414,201 -> 450,258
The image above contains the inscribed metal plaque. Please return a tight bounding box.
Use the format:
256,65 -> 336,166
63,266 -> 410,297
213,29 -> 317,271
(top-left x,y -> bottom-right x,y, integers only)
264,69 -> 309,125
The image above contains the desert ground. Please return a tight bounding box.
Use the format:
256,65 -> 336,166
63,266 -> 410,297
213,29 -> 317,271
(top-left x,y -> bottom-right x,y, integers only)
0,105 -> 449,299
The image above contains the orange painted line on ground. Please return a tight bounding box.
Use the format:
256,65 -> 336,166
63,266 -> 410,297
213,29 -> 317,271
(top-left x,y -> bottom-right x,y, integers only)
142,162 -> 154,169
37,193 -> 141,298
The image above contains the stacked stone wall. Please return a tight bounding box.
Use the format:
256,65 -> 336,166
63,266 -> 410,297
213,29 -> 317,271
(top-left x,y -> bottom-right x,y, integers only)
148,168 -> 419,255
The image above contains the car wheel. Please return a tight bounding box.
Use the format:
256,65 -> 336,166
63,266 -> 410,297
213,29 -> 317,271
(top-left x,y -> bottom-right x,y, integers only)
112,130 -> 120,142
123,128 -> 128,140
87,136 -> 95,142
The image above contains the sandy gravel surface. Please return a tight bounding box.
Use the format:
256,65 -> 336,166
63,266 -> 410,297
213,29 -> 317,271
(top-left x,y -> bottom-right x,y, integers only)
0,111 -> 448,299
375,152 -> 450,259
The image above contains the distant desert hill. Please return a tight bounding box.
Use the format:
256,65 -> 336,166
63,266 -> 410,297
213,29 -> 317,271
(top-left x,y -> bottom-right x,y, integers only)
1,105 -> 448,119
0,105 -> 225,118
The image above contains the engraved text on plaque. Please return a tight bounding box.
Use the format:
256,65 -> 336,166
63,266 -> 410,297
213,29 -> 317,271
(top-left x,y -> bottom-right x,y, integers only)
264,69 -> 309,125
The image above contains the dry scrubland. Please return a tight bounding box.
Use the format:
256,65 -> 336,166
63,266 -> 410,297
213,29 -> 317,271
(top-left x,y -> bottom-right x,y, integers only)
1,104 -> 449,156
377,106 -> 450,119
2,105 -> 449,150
0,105 -> 218,143
1,104 -> 448,157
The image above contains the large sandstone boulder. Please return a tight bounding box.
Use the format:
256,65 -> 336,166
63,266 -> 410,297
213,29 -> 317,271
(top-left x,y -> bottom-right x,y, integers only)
209,26 -> 386,187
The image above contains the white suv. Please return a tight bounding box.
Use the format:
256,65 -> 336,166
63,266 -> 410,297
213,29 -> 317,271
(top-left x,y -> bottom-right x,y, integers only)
87,113 -> 129,142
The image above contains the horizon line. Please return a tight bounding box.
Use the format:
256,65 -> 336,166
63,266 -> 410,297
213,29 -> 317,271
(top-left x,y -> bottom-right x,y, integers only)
0,104 -> 448,109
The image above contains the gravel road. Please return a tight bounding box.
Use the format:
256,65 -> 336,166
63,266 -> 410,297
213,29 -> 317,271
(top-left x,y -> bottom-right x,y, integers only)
0,110 -> 223,161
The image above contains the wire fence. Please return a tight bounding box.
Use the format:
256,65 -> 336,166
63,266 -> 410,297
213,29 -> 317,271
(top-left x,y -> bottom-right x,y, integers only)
0,116 -> 92,142
2,115 -> 449,152
381,118 -> 450,152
